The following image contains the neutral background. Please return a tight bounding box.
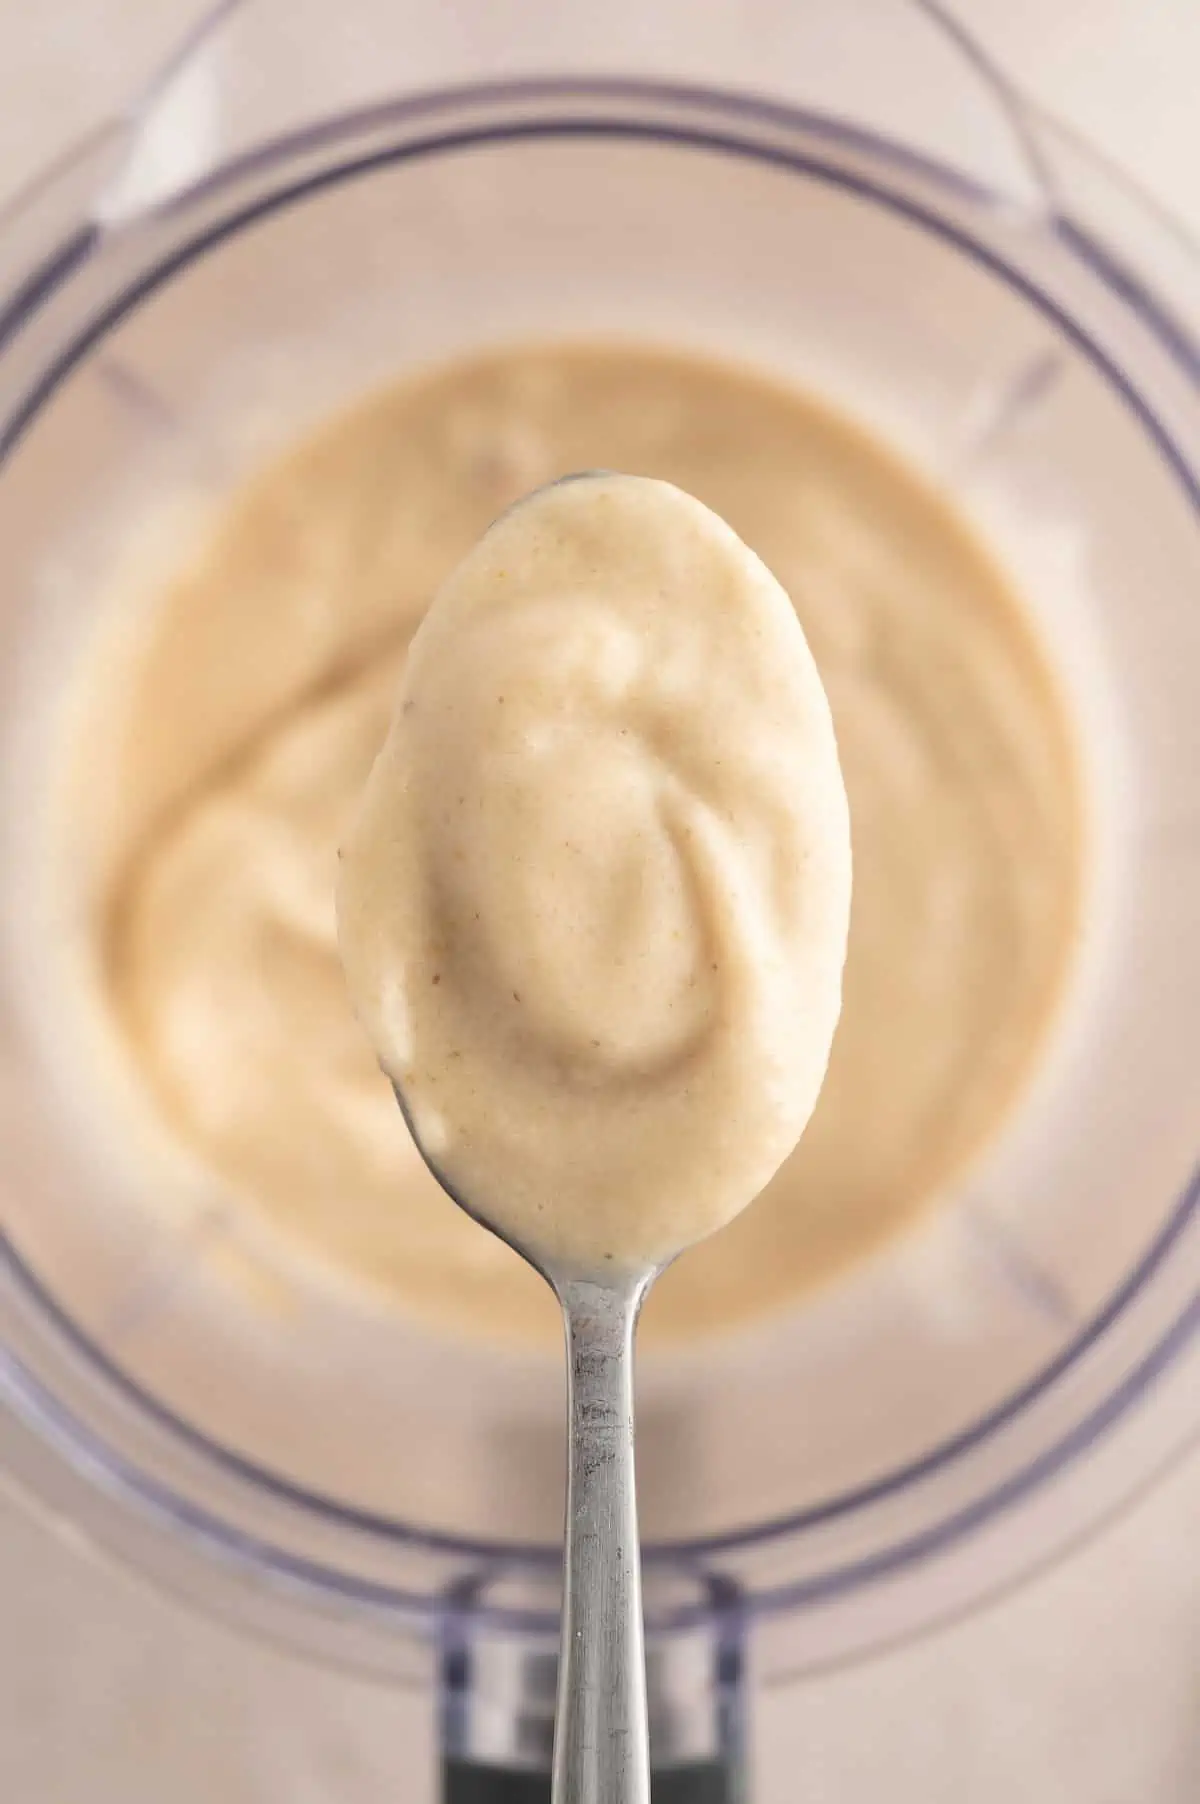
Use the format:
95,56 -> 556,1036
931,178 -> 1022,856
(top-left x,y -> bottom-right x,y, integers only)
1,2 -> 1199,1799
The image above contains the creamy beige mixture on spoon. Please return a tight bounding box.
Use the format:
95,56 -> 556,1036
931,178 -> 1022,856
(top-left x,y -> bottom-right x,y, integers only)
336,474 -> 851,1273
60,343 -> 1083,1344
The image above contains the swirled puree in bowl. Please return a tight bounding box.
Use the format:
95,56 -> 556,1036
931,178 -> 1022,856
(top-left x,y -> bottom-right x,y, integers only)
61,343 -> 1083,1344
336,474 -> 851,1274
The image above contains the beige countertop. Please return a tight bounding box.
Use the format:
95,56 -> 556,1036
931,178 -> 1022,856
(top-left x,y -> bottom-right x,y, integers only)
1,2 -> 1198,1799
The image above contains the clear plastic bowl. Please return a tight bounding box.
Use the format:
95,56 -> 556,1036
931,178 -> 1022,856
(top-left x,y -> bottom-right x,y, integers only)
0,0 -> 1198,1771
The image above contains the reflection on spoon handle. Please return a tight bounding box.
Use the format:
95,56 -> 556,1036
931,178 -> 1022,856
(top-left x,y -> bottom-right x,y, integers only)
551,1271 -> 653,1804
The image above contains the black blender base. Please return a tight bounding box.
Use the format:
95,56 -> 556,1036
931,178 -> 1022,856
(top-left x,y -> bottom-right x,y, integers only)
444,1759 -> 734,1803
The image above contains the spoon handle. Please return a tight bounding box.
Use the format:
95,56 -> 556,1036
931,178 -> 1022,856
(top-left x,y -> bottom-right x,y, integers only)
552,1274 -> 653,1804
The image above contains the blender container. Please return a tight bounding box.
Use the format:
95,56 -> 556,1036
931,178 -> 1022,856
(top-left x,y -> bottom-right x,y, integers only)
2,1 -> 1200,1796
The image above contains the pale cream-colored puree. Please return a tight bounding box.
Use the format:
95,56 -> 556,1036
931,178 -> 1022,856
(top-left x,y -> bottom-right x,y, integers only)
72,343 -> 1082,1344
336,474 -> 851,1274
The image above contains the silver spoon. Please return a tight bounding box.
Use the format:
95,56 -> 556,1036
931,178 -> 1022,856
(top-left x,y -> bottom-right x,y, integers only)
392,1083 -> 655,1804
549,1265 -> 654,1804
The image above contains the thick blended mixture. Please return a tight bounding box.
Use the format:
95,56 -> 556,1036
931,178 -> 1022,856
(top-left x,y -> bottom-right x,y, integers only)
70,343 -> 1082,1344
336,475 -> 851,1274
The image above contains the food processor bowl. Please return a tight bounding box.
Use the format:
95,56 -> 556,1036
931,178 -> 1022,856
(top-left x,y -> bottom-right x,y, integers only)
1,0 -> 1199,1794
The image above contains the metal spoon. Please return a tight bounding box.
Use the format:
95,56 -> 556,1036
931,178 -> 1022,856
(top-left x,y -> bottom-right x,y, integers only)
392,1083 -> 655,1804
549,1264 -> 654,1804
